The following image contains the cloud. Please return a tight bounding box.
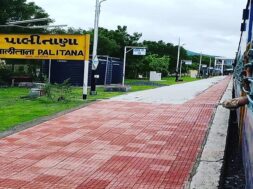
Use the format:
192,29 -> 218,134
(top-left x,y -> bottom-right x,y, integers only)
28,0 -> 247,57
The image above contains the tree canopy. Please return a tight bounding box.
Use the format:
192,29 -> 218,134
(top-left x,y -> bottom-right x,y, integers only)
0,0 -> 51,34
0,0 -> 214,79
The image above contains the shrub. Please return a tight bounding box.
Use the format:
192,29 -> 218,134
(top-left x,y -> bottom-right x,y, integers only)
0,66 -> 12,86
44,79 -> 72,102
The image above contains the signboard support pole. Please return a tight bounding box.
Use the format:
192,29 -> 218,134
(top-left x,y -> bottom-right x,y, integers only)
198,52 -> 202,77
176,38 -> 181,82
122,47 -> 127,86
122,46 -> 146,86
104,56 -> 109,86
83,60 -> 89,100
179,60 -> 182,79
48,59 -> 52,83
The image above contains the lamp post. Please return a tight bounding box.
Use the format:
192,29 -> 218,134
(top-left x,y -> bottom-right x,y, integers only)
198,52 -> 203,77
175,38 -> 181,82
179,44 -> 186,80
179,60 -> 183,79
90,0 -> 106,95
175,38 -> 185,81
208,57 -> 212,76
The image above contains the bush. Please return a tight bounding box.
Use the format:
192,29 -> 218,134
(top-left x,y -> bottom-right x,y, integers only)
44,79 -> 72,102
0,66 -> 12,86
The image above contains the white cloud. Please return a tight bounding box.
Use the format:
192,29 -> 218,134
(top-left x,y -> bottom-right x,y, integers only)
28,0 -> 247,57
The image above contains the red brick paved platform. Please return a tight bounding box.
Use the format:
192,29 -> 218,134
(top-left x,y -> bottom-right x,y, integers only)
0,77 -> 230,189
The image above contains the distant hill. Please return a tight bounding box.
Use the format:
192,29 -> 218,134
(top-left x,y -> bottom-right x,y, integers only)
187,50 -> 216,57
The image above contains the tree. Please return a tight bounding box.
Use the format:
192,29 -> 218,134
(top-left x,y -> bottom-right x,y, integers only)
96,26 -> 142,57
142,40 -> 188,73
0,0 -> 51,34
188,55 -> 214,70
144,54 -> 170,76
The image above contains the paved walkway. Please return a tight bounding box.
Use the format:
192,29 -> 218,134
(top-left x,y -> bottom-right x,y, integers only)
110,76 -> 226,104
0,77 -> 230,189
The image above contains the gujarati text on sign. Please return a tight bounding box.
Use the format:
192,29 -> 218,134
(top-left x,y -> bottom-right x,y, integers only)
0,34 -> 90,60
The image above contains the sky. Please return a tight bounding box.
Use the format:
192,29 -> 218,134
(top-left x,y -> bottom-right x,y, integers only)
28,0 -> 247,58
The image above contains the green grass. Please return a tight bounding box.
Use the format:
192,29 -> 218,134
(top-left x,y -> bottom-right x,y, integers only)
0,87 -> 79,131
0,76 -> 198,131
0,85 -> 156,131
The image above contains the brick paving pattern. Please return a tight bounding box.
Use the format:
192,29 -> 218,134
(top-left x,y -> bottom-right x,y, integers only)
0,77 -> 230,189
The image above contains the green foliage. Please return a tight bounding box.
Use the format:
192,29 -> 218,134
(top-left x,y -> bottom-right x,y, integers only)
0,0 -> 52,34
143,40 -> 187,73
55,79 -> 72,101
187,55 -> 214,71
0,65 -> 12,85
124,40 -> 187,78
96,26 -> 142,57
44,82 -> 52,99
44,79 -> 72,102
50,27 -> 87,35
48,25 -> 213,78
144,54 -> 170,76
0,84 -> 158,131
0,0 -> 214,79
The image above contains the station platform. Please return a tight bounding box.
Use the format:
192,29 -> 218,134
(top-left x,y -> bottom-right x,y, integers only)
0,76 -> 231,189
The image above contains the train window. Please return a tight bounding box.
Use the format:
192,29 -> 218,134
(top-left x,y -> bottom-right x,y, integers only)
241,23 -> 246,32
243,9 -> 249,20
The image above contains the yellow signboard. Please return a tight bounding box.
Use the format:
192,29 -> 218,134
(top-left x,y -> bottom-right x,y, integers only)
0,34 -> 90,60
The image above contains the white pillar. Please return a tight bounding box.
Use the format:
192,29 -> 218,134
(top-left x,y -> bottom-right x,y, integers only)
176,38 -> 181,73
221,59 -> 225,75
104,56 -> 109,86
48,59 -> 51,83
83,60 -> 89,99
198,53 -> 202,76
122,46 -> 127,86
179,60 -> 182,78
92,0 -> 100,70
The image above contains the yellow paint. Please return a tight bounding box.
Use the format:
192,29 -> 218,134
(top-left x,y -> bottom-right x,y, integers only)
84,34 -> 90,61
0,34 -> 90,60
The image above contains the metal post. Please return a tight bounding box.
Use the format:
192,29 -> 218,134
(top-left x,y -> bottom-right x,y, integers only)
83,60 -> 89,100
179,60 -> 182,79
90,0 -> 99,95
198,52 -> 202,77
221,59 -> 225,75
122,46 -> 146,86
90,0 -> 106,95
48,59 -> 51,83
176,38 -> 180,81
104,56 -> 109,86
209,57 -> 212,76
92,0 -> 99,70
122,46 -> 127,86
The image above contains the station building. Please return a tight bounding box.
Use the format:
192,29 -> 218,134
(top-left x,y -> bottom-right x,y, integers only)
214,57 -> 234,75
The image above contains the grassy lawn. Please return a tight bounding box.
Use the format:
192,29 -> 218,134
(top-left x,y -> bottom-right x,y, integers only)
0,76 -> 198,132
0,85 -> 156,131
